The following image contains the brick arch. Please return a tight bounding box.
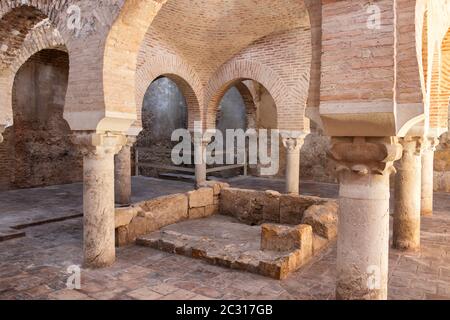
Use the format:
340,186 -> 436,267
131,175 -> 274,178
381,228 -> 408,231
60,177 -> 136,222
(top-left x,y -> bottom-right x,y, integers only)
205,60 -> 290,130
429,29 -> 450,133
0,22 -> 66,129
0,2 -> 72,129
102,0 -> 166,133
414,1 -> 450,137
0,2 -> 73,66
135,55 -> 203,132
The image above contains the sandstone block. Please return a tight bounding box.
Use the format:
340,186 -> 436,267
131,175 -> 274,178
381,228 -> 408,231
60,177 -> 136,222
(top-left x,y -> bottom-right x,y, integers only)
261,223 -> 312,253
198,181 -> 230,195
137,193 -> 188,233
280,194 -> 325,225
262,190 -> 281,222
188,187 -> 214,208
312,234 -> 329,254
302,201 -> 338,240
220,188 -> 279,225
189,207 -> 206,220
115,226 -> 129,247
205,204 -> 219,216
115,206 -> 138,228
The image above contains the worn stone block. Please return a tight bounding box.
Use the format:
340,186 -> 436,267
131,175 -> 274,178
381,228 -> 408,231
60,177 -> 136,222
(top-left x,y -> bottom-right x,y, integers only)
280,194 -> 325,225
115,226 -> 129,247
198,181 -> 230,195
262,190 -> 281,222
205,204 -> 219,216
220,188 -> 279,225
115,206 -> 138,228
261,223 -> 312,254
188,187 -> 214,208
138,193 -> 188,227
302,201 -> 338,240
189,207 -> 206,220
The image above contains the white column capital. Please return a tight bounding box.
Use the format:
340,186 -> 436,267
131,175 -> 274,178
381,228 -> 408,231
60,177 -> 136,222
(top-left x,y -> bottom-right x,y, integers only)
422,136 -> 440,152
398,136 -> 424,157
191,135 -> 211,147
124,135 -> 137,148
329,136 -> 402,176
280,131 -> 307,153
72,132 -> 127,158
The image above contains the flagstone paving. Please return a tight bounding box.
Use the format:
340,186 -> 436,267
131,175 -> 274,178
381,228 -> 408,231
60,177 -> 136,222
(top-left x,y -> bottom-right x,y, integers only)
1,179 -> 450,300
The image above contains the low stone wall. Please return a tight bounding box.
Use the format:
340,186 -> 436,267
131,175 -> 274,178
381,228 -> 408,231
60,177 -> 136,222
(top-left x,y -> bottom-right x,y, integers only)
434,135 -> 450,192
115,182 -> 228,246
116,184 -> 338,253
220,188 -> 339,254
220,188 -> 334,226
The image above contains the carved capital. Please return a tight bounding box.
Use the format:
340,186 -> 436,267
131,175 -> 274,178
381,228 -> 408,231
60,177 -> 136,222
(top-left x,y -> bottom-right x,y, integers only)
399,136 -> 423,157
280,130 -> 307,153
281,137 -> 304,153
191,135 -> 211,147
71,132 -> 127,158
423,137 -> 440,152
328,137 -> 402,176
124,135 -> 137,148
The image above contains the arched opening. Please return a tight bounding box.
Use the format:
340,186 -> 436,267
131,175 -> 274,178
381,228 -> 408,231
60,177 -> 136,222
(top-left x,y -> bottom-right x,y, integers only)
136,76 -> 189,178
210,79 -> 285,178
0,49 -> 81,190
431,28 -> 450,192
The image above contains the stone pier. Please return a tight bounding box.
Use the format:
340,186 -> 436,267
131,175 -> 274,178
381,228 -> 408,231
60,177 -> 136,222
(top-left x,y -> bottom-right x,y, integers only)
421,137 -> 439,216
115,136 -> 136,206
393,137 -> 422,251
73,132 -> 125,268
282,132 -> 305,194
193,136 -> 209,187
329,137 -> 401,300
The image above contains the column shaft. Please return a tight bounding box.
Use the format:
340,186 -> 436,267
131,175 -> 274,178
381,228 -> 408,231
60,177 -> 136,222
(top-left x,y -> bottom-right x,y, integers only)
329,137 -> 401,300
393,138 -> 422,251
282,135 -> 304,194
193,137 -> 208,187
337,171 -> 390,300
84,151 -> 116,268
285,149 -> 300,194
114,137 -> 135,206
73,133 -> 125,269
421,145 -> 435,216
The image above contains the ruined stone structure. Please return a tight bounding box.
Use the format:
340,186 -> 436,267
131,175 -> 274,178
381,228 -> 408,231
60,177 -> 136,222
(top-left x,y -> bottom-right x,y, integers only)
1,0 -> 450,301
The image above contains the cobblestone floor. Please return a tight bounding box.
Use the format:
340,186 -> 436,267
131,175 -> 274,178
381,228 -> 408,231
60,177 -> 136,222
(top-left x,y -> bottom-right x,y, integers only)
0,178 -> 450,300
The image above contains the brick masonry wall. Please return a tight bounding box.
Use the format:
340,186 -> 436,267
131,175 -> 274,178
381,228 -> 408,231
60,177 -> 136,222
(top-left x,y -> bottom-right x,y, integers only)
0,49 -> 82,190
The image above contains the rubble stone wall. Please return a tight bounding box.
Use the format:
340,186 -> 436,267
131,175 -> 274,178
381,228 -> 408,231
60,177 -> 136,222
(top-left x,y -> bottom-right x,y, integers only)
115,182 -> 228,246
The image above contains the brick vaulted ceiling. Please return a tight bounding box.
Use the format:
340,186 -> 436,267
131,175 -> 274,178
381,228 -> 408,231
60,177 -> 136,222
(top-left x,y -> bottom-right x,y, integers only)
148,0 -> 310,80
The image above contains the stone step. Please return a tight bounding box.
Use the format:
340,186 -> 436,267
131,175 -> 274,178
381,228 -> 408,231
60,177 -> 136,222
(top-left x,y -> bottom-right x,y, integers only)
0,227 -> 26,242
158,173 -> 195,182
136,216 -> 317,280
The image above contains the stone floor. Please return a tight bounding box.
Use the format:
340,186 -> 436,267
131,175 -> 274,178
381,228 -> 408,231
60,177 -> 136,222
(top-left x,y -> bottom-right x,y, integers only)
137,215 -> 318,280
1,177 -> 450,300
0,177 -> 194,240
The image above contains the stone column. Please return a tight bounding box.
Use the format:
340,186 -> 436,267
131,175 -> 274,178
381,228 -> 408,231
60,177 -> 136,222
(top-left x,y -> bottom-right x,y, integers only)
281,133 -> 305,194
393,137 -> 422,251
114,136 -> 136,206
192,136 -> 209,187
73,132 -> 125,268
329,137 -> 402,300
421,137 -> 439,216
